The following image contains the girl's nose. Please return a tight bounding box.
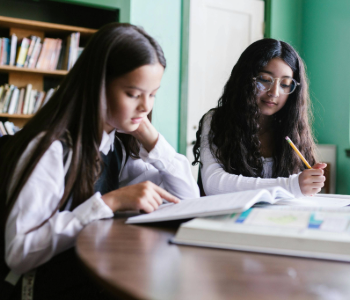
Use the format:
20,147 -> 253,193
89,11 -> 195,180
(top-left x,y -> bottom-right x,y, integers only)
138,95 -> 151,112
268,79 -> 280,97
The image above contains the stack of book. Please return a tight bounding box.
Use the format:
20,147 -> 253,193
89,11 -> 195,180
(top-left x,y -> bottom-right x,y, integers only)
0,32 -> 83,70
0,84 -> 55,115
0,120 -> 19,136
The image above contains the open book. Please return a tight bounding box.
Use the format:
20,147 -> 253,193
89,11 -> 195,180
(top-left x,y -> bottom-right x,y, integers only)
171,206 -> 350,262
126,187 -> 350,224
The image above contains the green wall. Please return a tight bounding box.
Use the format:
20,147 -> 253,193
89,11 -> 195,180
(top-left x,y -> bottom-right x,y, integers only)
53,0 -> 181,149
301,0 -> 350,194
268,0 -> 303,53
268,0 -> 350,194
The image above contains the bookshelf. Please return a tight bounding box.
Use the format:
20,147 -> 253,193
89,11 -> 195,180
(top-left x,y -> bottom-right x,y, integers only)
0,16 -> 97,128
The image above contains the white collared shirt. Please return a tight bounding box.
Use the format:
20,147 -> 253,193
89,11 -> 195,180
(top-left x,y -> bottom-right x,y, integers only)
5,131 -> 199,274
200,111 -> 303,197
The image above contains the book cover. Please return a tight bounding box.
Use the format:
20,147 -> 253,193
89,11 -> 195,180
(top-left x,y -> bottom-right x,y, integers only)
172,206 -> 350,262
28,38 -> 41,68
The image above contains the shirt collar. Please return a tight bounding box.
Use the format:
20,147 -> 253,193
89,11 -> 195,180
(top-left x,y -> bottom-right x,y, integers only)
99,130 -> 116,155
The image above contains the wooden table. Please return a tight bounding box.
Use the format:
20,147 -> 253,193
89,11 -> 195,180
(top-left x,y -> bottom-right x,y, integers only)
76,215 -> 350,300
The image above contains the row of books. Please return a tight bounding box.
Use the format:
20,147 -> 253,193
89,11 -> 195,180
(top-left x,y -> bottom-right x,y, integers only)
0,84 -> 55,115
0,121 -> 19,136
0,32 -> 83,71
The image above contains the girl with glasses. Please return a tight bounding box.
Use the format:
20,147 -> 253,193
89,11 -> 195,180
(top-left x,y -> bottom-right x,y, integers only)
193,38 -> 326,197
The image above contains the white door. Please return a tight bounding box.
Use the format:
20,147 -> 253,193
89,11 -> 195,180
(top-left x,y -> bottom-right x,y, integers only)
186,0 -> 265,178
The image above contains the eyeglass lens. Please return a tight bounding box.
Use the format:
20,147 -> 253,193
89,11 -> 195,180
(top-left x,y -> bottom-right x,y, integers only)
256,74 -> 297,94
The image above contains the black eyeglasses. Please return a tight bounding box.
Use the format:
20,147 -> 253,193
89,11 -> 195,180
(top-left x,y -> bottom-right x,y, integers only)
253,74 -> 300,95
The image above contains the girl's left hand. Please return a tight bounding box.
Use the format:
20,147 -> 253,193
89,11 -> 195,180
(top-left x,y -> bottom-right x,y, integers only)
130,116 -> 159,152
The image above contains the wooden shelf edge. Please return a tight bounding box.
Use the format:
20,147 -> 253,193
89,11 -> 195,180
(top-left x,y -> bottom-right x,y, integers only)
0,65 -> 68,76
0,16 -> 97,36
0,114 -> 33,119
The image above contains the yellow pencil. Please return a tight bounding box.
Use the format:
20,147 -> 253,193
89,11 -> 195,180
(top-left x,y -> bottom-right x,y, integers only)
285,136 -> 312,169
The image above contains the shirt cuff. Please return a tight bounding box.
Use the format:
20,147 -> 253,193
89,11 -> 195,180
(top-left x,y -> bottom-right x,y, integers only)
72,192 -> 114,226
290,173 -> 304,198
139,134 -> 176,171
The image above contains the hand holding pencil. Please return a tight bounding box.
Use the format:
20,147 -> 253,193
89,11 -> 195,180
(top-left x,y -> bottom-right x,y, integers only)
285,136 -> 327,196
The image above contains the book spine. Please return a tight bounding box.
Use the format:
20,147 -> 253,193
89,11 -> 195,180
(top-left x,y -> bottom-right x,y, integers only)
29,41 -> 42,69
16,88 -> 25,114
2,85 -> 14,113
16,38 -> 30,68
0,121 -> 7,135
23,84 -> 32,114
9,34 -> 17,66
7,87 -> 19,114
24,36 -> 37,68
36,39 -> 48,69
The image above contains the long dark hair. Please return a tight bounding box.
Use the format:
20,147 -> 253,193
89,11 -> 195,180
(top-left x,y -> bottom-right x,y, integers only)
193,38 -> 316,177
0,23 -> 166,228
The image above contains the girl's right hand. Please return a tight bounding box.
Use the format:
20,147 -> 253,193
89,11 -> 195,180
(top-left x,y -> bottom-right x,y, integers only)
298,163 -> 327,196
101,181 -> 180,213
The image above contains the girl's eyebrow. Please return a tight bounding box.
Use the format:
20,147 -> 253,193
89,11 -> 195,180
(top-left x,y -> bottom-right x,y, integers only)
124,85 -> 161,92
260,70 -> 293,79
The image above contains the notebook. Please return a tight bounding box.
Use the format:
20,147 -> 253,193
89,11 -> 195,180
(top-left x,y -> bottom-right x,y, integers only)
126,187 -> 350,224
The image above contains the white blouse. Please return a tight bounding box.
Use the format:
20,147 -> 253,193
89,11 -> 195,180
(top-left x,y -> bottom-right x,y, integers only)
6,130 -> 199,274
200,111 -> 303,197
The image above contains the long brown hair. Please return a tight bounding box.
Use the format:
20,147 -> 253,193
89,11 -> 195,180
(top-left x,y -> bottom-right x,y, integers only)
0,23 -> 166,228
193,38 -> 316,177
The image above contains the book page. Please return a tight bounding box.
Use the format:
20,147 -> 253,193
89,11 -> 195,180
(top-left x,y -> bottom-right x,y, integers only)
126,189 -> 276,224
277,196 -> 350,207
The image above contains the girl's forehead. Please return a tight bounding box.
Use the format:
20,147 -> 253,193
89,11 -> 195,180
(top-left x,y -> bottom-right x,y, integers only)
260,58 -> 293,77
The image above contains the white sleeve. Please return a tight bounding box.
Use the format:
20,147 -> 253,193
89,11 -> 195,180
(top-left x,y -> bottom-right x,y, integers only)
5,139 -> 113,275
119,134 -> 199,200
200,112 -> 304,198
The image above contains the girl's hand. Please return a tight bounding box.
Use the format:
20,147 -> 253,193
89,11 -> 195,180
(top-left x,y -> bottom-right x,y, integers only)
298,163 -> 327,196
130,117 -> 159,152
101,181 -> 180,213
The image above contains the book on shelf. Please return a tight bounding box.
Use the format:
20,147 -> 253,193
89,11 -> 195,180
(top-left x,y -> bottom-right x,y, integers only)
9,34 -> 17,66
171,206 -> 350,262
0,121 -> 7,136
0,38 -> 10,65
1,84 -> 15,113
7,87 -> 19,114
0,32 -> 82,71
16,37 -> 30,67
3,121 -> 18,135
126,187 -> 350,224
0,83 -> 54,115
22,83 -> 32,115
24,36 -> 38,68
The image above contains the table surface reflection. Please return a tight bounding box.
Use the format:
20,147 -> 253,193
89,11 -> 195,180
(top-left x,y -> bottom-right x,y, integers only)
76,215 -> 350,300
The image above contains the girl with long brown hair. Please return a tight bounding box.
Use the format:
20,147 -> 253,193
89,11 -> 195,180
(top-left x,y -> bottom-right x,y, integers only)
193,39 -> 325,197
0,23 -> 199,299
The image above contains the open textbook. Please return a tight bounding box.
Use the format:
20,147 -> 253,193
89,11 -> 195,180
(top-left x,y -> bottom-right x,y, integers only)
171,206 -> 350,262
126,187 -> 350,224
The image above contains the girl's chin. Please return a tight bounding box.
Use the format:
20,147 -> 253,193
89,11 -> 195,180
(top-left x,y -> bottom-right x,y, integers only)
117,124 -> 139,133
